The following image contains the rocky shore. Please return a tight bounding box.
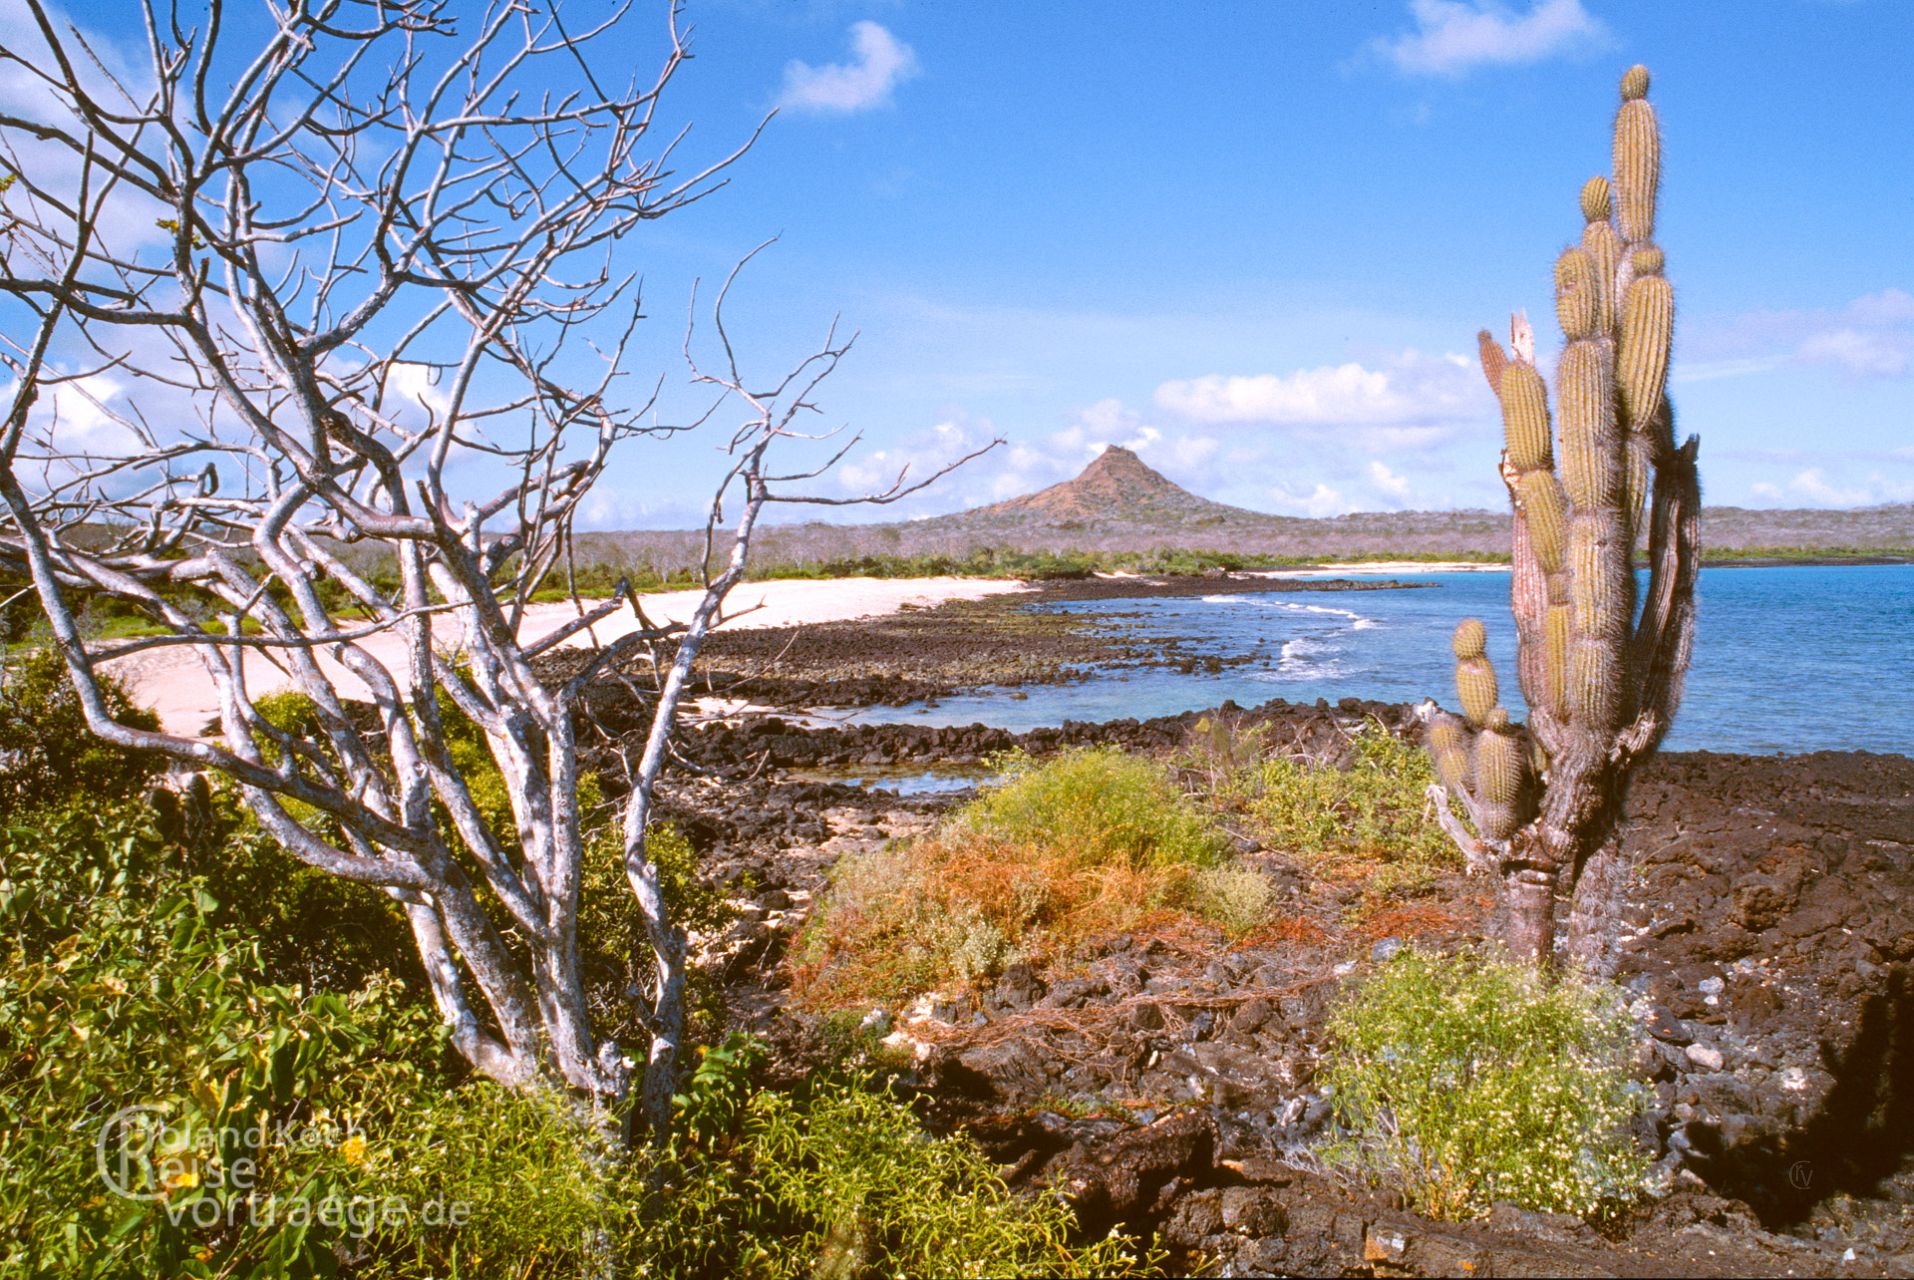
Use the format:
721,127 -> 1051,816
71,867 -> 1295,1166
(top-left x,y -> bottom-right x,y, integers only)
567,579 -> 1914,1276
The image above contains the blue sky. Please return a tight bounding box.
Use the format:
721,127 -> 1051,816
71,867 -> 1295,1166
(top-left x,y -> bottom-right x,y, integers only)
560,0 -> 1911,527
8,0 -> 1911,529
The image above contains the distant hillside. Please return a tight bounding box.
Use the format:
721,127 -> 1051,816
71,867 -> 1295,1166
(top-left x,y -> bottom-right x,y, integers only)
569,446 -> 1914,574
952,445 -> 1252,526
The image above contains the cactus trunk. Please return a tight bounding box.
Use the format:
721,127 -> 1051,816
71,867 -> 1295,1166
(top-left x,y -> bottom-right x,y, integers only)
1424,65 -> 1702,966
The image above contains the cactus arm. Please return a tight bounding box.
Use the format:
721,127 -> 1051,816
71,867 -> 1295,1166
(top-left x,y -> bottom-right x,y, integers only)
1477,328 -> 1509,392
1509,507 -> 1554,712
1417,702 -> 1504,876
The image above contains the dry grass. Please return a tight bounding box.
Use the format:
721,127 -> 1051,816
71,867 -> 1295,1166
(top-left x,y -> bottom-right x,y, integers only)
791,748 -> 1274,1007
1351,902 -> 1467,943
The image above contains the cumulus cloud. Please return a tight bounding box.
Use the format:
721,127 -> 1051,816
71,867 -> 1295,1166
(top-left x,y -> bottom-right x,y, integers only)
1750,466 -> 1914,509
1154,349 -> 1485,429
1371,0 -> 1611,77
383,362 -> 451,421
1267,482 -> 1347,518
22,372 -> 141,453
1796,328 -> 1910,379
1681,288 -> 1914,383
0,3 -> 172,254
778,22 -> 919,115
1067,398 -> 1169,455
1368,460 -> 1415,505
831,415 -> 1014,505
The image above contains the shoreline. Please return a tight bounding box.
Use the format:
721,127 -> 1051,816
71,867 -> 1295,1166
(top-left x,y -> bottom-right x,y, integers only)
105,575 -> 1032,736
89,557 -> 1911,736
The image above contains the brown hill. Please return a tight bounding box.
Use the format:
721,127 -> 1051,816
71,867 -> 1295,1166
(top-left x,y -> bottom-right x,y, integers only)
938,445 -> 1261,530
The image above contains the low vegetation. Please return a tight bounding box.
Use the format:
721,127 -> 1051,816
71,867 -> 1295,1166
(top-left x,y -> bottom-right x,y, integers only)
1321,947 -> 1652,1222
1185,716 -> 1459,870
795,747 -> 1272,1004
646,1036 -> 1157,1279
0,661 -> 1154,1278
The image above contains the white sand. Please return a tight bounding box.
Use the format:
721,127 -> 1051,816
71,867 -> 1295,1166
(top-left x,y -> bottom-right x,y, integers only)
1271,560 -> 1510,577
104,576 -> 1031,736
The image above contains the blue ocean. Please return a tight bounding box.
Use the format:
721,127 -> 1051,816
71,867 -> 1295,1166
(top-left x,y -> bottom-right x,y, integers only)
840,565 -> 1914,755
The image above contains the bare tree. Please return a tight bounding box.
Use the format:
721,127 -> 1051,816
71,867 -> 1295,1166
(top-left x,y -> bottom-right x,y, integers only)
0,0 -> 983,1134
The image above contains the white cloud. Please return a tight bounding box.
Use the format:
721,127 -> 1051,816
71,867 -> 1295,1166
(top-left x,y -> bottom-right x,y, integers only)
833,414 -> 1013,504
1753,467 -> 1914,509
826,399 -> 1242,517
384,362 -> 450,420
1848,288 -> 1914,327
1371,0 -> 1611,77
1796,328 -> 1910,379
1368,460 -> 1415,504
1673,356 -> 1785,385
9,371 -> 140,454
1268,482 -> 1347,518
1167,434 -> 1221,471
1073,397 -> 1168,455
1685,288 -> 1914,383
1154,349 -> 1483,427
0,2 -> 172,255
778,21 -> 919,115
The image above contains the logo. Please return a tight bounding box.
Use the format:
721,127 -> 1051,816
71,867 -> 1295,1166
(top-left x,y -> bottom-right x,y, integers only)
95,1104 -> 174,1202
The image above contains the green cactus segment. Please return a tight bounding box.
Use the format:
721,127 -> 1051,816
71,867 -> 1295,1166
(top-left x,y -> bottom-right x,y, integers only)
1452,617 -> 1488,660
1582,219 -> 1622,332
1569,521 -> 1628,640
1473,721 -> 1528,839
1474,719 -> 1527,806
1579,176 -> 1612,223
1556,342 -> 1619,510
1554,247 -> 1600,340
1620,64 -> 1651,102
1613,97 -> 1660,243
1478,329 -> 1510,393
1618,273 -> 1673,433
1630,246 -> 1664,277
1517,471 -> 1568,572
1568,635 -> 1622,730
1428,714 -> 1474,796
1623,436 -> 1651,546
1498,364 -> 1552,470
1456,654 -> 1500,726
1544,602 -> 1573,711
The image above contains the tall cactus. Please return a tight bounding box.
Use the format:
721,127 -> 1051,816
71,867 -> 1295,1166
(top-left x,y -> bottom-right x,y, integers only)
1423,66 -> 1701,966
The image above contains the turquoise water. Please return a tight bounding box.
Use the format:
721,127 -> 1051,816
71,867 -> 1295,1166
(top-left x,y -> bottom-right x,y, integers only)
836,565 -> 1914,755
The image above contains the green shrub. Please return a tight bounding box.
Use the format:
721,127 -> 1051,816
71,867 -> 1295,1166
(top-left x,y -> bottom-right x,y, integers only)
0,647 -> 160,817
796,747 -> 1266,1004
1227,721 -> 1458,868
631,1035 -> 1160,1279
3,793 -> 1140,1279
0,802 -> 460,1279
1321,947 -> 1652,1221
961,747 -> 1226,871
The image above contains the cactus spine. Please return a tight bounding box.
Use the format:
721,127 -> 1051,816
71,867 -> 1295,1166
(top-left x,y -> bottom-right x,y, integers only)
1425,65 -> 1702,967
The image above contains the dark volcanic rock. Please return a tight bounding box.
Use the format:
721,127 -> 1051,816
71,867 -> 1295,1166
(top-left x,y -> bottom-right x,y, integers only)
1047,1112 -> 1218,1236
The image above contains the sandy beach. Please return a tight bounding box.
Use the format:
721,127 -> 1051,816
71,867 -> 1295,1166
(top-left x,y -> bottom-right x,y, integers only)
1277,560 -> 1509,577
104,576 -> 1031,735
